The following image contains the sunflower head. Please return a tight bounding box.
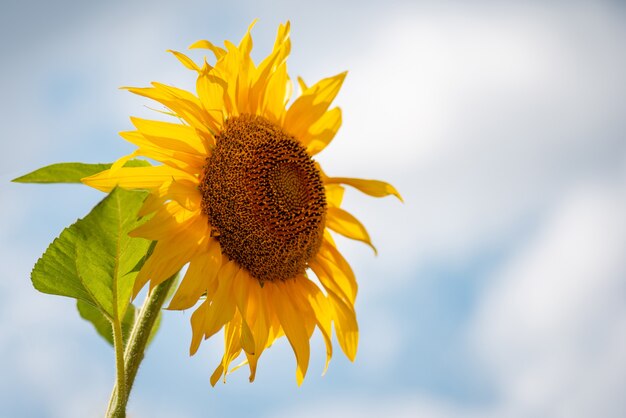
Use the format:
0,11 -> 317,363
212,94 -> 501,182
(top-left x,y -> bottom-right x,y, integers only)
200,113 -> 327,284
82,21 -> 402,386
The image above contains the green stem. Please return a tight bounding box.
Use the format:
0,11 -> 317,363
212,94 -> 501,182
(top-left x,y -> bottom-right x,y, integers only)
105,276 -> 176,418
107,317 -> 127,417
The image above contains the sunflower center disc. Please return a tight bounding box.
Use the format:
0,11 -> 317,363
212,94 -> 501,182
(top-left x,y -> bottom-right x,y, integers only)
200,114 -> 327,283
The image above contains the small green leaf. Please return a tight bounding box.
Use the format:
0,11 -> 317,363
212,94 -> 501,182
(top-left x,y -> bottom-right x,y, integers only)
12,160 -> 150,183
77,300 -> 137,346
32,188 -> 152,321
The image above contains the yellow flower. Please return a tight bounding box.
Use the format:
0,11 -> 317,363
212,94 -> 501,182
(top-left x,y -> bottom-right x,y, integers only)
82,21 -> 401,386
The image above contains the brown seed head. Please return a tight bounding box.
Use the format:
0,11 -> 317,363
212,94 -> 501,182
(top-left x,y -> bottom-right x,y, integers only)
200,114 -> 326,283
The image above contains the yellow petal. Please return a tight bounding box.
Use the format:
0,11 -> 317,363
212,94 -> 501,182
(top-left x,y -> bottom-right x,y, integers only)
266,308 -> 285,345
190,299 -> 209,355
189,39 -> 227,59
210,313 -> 247,385
324,183 -> 345,208
329,292 -> 358,361
272,21 -> 291,62
130,117 -> 208,155
238,19 -> 257,57
310,262 -> 358,361
250,22 -> 291,117
222,314 -> 244,374
210,363 -> 224,386
151,82 -> 202,106
202,261 -> 238,339
125,84 -> 216,135
110,150 -> 140,172
232,21 -> 258,114
168,238 -> 222,310
261,63 -> 290,123
231,269 -> 256,355
298,278 -> 334,374
303,107 -> 342,155
119,131 -> 205,172
325,177 -> 403,202
168,49 -> 200,72
244,282 -> 270,381
81,165 -> 196,193
284,72 -> 346,140
297,76 -> 307,93
249,52 -> 280,114
132,215 -> 208,296
270,280 -> 310,386
196,73 -> 229,118
326,207 -> 377,254
210,45 -> 241,117
309,259 -> 351,308
137,179 -> 200,216
130,201 -> 199,241
316,240 -> 358,304
239,317 -> 256,357
283,278 -> 316,339
323,229 -> 337,247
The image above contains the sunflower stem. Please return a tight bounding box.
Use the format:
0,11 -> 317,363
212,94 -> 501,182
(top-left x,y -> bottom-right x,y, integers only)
105,275 -> 176,418
107,315 -> 127,418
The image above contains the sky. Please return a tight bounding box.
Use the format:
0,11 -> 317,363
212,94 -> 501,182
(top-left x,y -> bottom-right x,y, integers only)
1,0 -> 625,417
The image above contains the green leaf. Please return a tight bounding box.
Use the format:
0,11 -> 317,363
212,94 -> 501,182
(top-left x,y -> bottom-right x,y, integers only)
77,300 -> 137,346
12,160 -> 150,183
32,188 -> 152,321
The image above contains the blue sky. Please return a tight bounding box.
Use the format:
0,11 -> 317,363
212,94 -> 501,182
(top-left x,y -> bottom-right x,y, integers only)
1,1 -> 625,417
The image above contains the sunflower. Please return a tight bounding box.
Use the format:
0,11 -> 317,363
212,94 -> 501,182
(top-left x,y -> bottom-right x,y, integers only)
82,21 -> 401,386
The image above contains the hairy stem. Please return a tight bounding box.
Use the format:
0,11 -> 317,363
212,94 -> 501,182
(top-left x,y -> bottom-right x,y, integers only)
106,317 -> 127,418
105,276 -> 176,418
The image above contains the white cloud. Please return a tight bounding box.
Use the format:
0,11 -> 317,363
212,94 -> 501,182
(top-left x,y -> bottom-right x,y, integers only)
355,308 -> 405,374
470,178 -> 626,418
315,1 -> 626,286
272,394 -> 483,418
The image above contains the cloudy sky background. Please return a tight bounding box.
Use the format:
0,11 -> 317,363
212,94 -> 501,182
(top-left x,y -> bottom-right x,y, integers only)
1,0 -> 625,417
